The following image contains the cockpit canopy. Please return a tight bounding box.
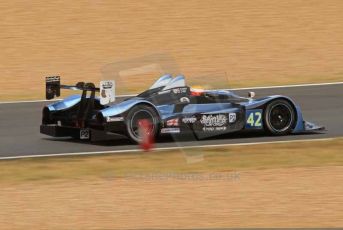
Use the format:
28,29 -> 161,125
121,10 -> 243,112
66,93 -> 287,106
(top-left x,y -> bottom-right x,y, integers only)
149,74 -> 186,90
149,74 -> 173,89
163,75 -> 186,90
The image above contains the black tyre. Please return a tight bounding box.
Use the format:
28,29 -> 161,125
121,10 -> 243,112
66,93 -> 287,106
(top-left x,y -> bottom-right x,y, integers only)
264,99 -> 296,135
125,104 -> 159,143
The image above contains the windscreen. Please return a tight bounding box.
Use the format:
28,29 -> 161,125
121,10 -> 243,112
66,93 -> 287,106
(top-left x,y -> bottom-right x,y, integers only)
100,53 -> 232,97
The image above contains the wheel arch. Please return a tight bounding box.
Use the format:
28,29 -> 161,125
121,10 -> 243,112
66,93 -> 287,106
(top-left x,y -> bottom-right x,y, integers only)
124,102 -> 161,119
245,95 -> 299,132
264,96 -> 298,128
99,99 -> 161,118
262,96 -> 299,132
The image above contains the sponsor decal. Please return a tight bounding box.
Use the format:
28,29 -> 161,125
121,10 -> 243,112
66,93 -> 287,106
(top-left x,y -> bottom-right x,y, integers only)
160,128 -> 180,134
203,126 -> 227,132
158,90 -> 171,95
180,97 -> 190,103
245,109 -> 263,129
200,114 -> 227,127
80,129 -> 90,139
229,113 -> 236,123
46,76 -> 60,82
106,116 -> 124,122
101,81 -> 114,89
100,80 -> 115,105
166,118 -> 179,127
182,116 -> 197,124
172,87 -> 188,94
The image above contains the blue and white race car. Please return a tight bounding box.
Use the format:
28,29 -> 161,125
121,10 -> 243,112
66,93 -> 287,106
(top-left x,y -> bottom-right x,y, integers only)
41,75 -> 324,143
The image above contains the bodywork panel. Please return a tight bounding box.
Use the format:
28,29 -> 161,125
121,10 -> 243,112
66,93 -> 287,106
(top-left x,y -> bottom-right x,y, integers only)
42,82 -> 325,141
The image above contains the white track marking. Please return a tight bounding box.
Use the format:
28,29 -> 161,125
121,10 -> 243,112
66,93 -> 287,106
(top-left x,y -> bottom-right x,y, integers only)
0,137 -> 335,160
0,99 -> 60,104
1,81 -> 342,104
229,81 -> 343,91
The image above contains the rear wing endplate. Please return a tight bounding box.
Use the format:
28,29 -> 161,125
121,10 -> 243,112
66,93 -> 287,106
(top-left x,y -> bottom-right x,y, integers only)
46,76 -> 61,100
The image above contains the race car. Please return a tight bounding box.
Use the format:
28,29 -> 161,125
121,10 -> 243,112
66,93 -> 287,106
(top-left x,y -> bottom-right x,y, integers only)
40,75 -> 324,143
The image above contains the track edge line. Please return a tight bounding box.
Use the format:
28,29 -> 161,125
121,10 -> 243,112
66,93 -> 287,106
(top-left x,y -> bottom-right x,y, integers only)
0,137 -> 336,161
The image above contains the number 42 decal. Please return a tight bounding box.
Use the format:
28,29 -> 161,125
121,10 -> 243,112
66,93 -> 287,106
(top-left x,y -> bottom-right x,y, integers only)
245,110 -> 263,129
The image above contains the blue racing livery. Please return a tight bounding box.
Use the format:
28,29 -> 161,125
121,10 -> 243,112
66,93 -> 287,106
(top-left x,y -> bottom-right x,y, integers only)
40,75 -> 325,143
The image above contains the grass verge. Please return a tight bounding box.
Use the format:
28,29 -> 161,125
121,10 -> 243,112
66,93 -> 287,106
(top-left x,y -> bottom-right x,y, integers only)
1,138 -> 342,184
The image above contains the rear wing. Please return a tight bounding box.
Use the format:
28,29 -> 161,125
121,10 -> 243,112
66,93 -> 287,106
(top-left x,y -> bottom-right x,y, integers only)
45,76 -> 115,105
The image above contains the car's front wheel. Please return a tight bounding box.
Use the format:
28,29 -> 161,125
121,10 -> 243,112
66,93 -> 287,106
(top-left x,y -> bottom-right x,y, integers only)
264,99 -> 296,135
125,105 -> 159,143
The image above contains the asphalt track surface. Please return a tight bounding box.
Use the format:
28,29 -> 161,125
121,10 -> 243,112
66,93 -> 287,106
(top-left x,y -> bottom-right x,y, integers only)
0,83 -> 342,159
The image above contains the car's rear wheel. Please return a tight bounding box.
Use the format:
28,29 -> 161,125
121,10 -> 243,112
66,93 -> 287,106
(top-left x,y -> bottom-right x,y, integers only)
125,105 -> 159,143
264,99 -> 296,135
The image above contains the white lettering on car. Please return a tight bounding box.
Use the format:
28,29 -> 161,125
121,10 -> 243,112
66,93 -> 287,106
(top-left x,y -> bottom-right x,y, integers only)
200,114 -> 227,127
182,116 -> 197,124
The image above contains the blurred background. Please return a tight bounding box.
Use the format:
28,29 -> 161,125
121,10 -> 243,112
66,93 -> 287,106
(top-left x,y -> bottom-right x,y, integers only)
1,0 -> 343,100
1,1 -> 343,229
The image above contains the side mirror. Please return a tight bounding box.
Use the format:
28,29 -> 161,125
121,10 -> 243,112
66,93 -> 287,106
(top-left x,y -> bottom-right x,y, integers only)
248,91 -> 256,98
179,96 -> 190,104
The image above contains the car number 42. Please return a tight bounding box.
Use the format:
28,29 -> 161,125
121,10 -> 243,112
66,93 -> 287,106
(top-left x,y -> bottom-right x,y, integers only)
245,110 -> 263,129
